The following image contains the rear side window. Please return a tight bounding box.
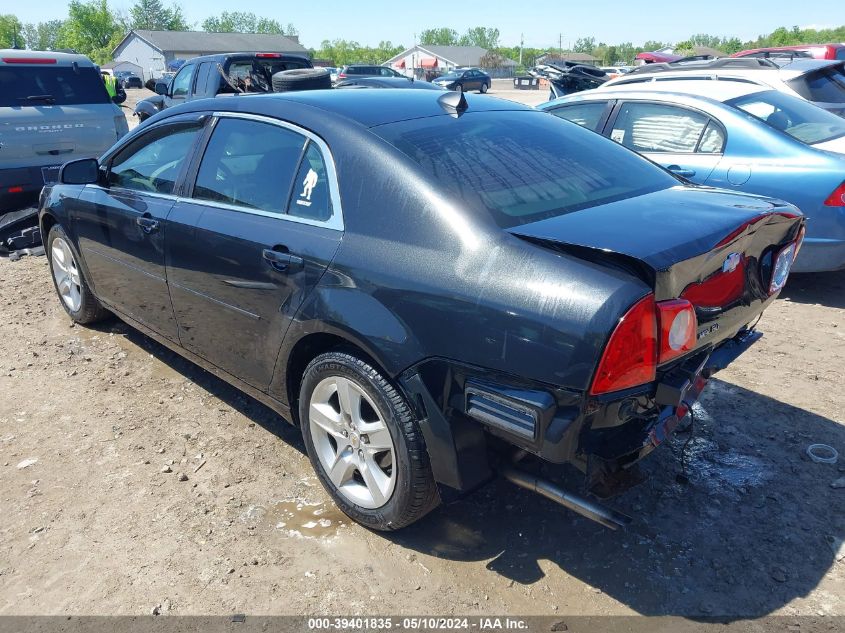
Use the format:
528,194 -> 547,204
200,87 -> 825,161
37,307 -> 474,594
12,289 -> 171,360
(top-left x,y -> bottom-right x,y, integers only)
610,102 -> 711,153
548,102 -> 608,131
109,123 -> 201,195
788,66 -> 845,102
373,110 -> 675,229
0,66 -> 109,107
193,117 -> 306,214
288,142 -> 332,221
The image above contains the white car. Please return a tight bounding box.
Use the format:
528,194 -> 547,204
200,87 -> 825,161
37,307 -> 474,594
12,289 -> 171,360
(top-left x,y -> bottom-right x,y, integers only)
603,57 -> 845,117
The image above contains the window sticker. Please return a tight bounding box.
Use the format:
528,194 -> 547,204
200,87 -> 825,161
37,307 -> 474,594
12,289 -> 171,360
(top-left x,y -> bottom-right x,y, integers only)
297,168 -> 319,207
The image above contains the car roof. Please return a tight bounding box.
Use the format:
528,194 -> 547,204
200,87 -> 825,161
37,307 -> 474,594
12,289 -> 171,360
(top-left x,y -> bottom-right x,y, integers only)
184,89 -> 532,128
592,80 -> 770,102
609,57 -> 842,85
0,49 -> 96,67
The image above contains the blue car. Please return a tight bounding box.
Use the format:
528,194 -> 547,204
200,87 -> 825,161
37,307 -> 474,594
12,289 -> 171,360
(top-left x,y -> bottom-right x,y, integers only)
540,81 -> 845,272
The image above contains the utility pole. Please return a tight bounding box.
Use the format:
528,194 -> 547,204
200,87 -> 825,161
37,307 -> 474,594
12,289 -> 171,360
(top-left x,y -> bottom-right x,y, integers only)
559,34 -> 562,55
519,33 -> 523,66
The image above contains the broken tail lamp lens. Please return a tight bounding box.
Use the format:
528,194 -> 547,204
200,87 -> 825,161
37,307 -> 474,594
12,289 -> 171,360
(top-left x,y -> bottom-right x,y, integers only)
657,299 -> 697,364
769,242 -> 796,295
590,294 -> 657,395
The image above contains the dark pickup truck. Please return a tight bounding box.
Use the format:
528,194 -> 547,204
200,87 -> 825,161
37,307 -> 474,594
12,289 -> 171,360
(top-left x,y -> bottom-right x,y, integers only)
134,52 -> 313,122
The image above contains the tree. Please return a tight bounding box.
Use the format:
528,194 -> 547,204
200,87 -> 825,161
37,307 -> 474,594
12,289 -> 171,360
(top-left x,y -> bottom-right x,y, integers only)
315,38 -> 405,66
641,40 -> 667,52
459,27 -> 499,49
0,14 -> 24,48
573,36 -> 595,54
58,0 -> 124,63
419,27 -> 458,46
22,20 -> 65,50
201,11 -> 297,35
130,0 -> 188,31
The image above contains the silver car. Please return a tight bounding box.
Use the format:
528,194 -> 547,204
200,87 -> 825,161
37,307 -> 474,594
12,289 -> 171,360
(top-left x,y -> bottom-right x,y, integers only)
0,50 -> 128,211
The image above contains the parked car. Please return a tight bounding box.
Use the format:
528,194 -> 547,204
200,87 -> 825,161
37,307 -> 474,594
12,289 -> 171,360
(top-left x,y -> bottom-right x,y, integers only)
334,77 -> 444,90
0,49 -> 128,212
40,90 -> 803,530
432,68 -> 491,93
336,65 -> 407,81
115,71 -> 143,89
540,81 -> 845,272
600,66 -> 633,79
732,44 -> 845,61
134,52 -> 313,122
604,57 -> 845,117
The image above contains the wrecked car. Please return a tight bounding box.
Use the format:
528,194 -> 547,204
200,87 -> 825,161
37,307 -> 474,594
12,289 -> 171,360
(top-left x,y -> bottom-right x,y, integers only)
40,90 -> 804,531
133,52 -> 320,122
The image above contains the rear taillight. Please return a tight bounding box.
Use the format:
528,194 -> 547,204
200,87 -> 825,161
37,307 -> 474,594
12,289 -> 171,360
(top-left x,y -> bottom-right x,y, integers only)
8,186 -> 24,193
338,73 -> 346,79
824,181 -> 845,206
590,295 -> 657,395
769,241 -> 797,294
793,225 -> 805,262
656,299 -> 697,363
256,53 -> 282,58
2,57 -> 56,64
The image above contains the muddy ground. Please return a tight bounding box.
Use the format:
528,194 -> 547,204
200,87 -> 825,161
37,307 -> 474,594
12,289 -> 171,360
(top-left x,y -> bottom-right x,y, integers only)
1,84 -> 843,618
1,252 -> 843,617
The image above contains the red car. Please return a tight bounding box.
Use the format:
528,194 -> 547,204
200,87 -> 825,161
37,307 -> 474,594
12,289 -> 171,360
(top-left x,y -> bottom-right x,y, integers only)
732,44 -> 845,61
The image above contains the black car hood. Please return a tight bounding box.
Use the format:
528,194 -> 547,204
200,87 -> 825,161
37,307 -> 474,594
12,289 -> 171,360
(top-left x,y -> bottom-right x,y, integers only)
509,185 -> 795,274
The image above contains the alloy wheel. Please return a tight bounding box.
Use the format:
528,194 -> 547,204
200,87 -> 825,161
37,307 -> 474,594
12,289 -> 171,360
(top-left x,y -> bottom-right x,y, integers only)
51,237 -> 82,312
308,376 -> 397,509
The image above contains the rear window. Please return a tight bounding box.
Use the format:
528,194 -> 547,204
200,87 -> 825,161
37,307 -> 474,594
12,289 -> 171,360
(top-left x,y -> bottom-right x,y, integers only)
727,89 -> 845,145
373,110 -> 676,229
0,65 -> 109,107
787,65 -> 845,103
347,67 -> 377,75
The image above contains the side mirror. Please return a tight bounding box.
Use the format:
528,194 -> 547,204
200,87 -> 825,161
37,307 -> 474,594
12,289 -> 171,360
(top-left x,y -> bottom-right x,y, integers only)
154,81 -> 168,95
60,158 -> 99,185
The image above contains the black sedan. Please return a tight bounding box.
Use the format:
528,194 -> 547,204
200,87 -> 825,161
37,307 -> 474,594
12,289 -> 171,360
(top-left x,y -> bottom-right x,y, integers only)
432,68 -> 491,93
40,90 -> 803,531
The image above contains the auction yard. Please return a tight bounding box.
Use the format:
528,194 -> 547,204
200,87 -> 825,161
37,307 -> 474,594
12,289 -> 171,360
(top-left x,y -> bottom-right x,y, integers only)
1,84 -> 844,619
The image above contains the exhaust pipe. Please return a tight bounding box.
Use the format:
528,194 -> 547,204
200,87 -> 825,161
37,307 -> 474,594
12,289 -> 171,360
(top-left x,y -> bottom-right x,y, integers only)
501,466 -> 632,531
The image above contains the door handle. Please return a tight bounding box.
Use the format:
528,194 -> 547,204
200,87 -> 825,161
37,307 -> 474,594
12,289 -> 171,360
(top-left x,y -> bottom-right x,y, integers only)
136,214 -> 160,233
262,247 -> 304,273
667,165 -> 696,178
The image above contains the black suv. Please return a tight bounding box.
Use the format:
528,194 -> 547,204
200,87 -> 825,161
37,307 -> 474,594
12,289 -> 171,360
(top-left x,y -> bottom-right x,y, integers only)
337,65 -> 407,81
134,52 -> 313,121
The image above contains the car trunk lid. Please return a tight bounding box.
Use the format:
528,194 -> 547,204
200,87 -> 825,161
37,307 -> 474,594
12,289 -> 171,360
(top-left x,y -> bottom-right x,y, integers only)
509,186 -> 804,354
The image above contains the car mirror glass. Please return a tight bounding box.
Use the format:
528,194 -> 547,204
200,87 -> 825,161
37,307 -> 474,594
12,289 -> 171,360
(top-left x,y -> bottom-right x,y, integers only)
60,158 -> 99,185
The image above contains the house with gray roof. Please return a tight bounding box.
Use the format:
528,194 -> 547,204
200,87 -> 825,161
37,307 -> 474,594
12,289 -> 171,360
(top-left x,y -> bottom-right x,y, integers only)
112,30 -> 308,81
384,45 -> 516,77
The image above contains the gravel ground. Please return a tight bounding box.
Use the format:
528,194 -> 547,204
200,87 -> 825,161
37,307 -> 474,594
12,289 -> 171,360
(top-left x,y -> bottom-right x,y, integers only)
0,83 -> 843,618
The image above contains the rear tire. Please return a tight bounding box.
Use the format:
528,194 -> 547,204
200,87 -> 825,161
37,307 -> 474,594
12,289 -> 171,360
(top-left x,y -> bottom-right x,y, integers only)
299,351 -> 439,530
47,225 -> 110,325
480,82 -> 488,94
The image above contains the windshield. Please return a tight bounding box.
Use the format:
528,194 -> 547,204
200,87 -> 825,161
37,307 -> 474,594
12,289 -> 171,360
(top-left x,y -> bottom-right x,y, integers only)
0,66 -> 110,107
373,110 -> 676,229
726,89 -> 845,145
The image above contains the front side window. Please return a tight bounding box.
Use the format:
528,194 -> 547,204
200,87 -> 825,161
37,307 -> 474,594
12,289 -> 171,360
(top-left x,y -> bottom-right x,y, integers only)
549,102 -> 609,132
108,123 -> 201,194
170,65 -> 195,98
727,89 -> 845,145
611,102 -> 711,153
374,110 -> 676,229
193,117 -> 306,214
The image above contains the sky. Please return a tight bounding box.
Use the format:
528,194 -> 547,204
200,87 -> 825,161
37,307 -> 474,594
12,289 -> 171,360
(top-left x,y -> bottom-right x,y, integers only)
12,0 -> 845,49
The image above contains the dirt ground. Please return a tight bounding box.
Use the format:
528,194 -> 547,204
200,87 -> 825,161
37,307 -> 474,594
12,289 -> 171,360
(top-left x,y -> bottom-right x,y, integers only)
0,84 -> 843,619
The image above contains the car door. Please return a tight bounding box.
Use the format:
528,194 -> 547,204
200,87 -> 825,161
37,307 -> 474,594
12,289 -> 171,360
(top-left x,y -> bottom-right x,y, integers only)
166,114 -> 344,390
164,63 -> 196,108
546,100 -> 615,133
606,101 -> 726,182
71,116 -> 206,341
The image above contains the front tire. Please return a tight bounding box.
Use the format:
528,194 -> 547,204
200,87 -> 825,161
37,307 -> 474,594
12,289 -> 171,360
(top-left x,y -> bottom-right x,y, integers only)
47,225 -> 110,324
299,351 -> 439,530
